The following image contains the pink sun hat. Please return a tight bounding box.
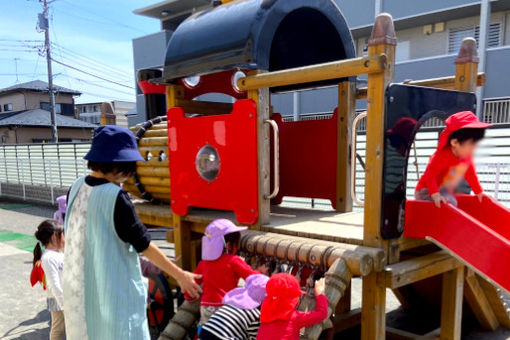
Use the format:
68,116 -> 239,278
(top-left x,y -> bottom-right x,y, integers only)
223,274 -> 269,310
202,219 -> 247,261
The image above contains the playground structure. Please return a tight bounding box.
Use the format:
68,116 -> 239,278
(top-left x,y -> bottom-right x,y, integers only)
123,0 -> 510,339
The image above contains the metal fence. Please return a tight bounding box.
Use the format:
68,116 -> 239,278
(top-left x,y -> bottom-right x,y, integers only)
0,143 -> 90,203
0,123 -> 509,207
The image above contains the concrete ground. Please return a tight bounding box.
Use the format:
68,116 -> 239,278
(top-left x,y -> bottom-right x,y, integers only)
0,199 -> 508,339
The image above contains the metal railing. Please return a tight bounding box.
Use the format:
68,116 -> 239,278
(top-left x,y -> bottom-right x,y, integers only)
483,97 -> 510,124
0,143 -> 91,203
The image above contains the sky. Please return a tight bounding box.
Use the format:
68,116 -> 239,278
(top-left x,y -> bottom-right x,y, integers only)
0,0 -> 160,104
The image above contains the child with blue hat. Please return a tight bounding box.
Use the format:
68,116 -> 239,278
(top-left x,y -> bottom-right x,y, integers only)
63,125 -> 202,340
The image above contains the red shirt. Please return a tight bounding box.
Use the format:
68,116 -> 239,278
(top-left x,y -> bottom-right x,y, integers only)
416,147 -> 483,195
185,254 -> 258,306
257,295 -> 329,340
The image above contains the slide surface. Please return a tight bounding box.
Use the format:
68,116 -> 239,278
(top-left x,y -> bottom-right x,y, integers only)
404,195 -> 510,292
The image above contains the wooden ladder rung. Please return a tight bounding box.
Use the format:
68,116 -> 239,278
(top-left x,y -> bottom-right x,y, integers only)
384,250 -> 461,289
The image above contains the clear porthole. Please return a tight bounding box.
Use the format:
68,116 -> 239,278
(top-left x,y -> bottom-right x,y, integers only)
195,144 -> 220,182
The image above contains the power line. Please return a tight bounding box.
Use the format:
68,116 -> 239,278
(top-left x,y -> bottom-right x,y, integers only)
59,0 -> 149,34
51,43 -> 133,81
50,45 -> 133,83
50,58 -> 135,89
64,75 -> 135,97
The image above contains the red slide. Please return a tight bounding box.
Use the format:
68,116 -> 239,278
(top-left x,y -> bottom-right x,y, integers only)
404,195 -> 510,292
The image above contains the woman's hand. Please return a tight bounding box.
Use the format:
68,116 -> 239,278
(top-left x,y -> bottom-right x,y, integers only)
176,270 -> 202,300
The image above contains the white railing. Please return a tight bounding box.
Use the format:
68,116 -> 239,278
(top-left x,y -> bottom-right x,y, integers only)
483,97 -> 510,124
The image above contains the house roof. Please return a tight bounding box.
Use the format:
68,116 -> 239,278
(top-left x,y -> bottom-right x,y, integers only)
0,80 -> 81,96
0,109 -> 96,129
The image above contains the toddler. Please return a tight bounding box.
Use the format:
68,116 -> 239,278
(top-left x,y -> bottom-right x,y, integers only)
186,219 -> 262,326
200,274 -> 269,340
33,220 -> 66,340
415,111 -> 491,207
257,273 -> 328,340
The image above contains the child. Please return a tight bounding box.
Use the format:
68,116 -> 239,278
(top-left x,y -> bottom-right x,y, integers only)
53,195 -> 67,225
186,219 -> 262,326
415,111 -> 491,207
200,274 -> 269,340
63,125 -> 201,340
33,220 -> 65,340
257,273 -> 328,340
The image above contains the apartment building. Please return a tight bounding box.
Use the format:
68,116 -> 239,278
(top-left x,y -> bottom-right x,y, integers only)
76,100 -> 135,127
132,0 -> 510,123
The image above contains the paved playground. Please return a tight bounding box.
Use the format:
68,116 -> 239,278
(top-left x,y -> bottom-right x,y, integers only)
0,200 -> 508,339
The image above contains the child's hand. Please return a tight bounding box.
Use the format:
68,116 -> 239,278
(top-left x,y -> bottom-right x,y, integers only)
431,193 -> 448,208
257,264 -> 269,275
314,278 -> 326,296
476,192 -> 486,203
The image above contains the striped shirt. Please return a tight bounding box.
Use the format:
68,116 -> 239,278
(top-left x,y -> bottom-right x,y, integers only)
201,304 -> 260,340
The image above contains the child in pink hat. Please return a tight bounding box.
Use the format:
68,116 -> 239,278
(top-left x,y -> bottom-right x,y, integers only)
185,219 -> 265,326
200,274 -> 269,340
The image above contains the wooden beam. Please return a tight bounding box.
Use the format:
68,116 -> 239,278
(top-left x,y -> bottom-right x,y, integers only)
356,73 -> 485,99
440,266 -> 464,340
247,72 -> 270,227
361,13 -> 396,340
175,98 -> 233,116
477,275 -> 510,328
172,214 -> 192,270
362,272 -> 387,340
336,81 -> 355,212
333,308 -> 362,333
464,269 -> 499,331
384,251 -> 462,289
454,38 -> 479,92
238,54 -> 387,91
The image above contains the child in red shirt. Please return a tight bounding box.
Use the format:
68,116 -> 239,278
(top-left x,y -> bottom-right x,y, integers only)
415,111 -> 491,207
186,219 -> 262,326
257,273 -> 328,340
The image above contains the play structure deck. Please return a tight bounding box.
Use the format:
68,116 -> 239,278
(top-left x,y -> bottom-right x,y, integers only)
120,0 -> 510,338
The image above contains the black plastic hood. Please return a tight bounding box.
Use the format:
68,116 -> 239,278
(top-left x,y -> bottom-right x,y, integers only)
164,0 -> 355,91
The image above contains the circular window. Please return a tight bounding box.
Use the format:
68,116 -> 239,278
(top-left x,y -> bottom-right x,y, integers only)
232,71 -> 246,92
183,76 -> 200,88
195,145 -> 220,182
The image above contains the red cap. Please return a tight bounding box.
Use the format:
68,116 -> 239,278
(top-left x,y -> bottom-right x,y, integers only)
437,111 -> 491,150
260,273 -> 304,323
387,117 -> 418,144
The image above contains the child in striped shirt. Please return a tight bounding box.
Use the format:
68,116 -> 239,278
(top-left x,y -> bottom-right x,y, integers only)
200,274 -> 268,340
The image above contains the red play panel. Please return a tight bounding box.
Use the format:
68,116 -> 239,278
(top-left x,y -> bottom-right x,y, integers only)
167,99 -> 259,225
271,111 -> 338,208
404,195 -> 510,292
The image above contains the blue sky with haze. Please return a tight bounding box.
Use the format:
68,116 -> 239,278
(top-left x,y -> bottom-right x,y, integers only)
0,0 -> 160,103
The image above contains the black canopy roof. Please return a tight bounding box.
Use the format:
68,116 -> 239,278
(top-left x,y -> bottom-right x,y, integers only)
164,0 -> 355,92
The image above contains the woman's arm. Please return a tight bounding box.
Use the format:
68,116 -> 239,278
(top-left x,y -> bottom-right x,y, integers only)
142,242 -> 202,299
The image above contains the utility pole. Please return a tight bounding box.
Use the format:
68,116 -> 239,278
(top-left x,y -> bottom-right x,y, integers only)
40,0 -> 58,142
476,0 -> 490,119
14,58 -> 20,83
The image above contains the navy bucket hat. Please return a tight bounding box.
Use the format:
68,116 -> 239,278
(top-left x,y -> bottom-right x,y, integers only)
84,125 -> 144,162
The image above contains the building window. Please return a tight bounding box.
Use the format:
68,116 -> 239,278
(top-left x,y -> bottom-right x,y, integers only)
41,102 -> 63,114
448,23 -> 502,53
4,103 -> 13,111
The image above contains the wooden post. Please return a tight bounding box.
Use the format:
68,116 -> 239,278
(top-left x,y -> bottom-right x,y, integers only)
247,71 -> 271,227
166,85 -> 193,270
454,37 -> 479,93
440,266 -> 464,340
336,81 -> 355,212
100,102 -> 116,125
464,269 -> 499,331
361,13 -> 396,340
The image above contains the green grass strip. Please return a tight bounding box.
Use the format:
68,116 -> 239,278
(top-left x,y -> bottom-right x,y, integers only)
0,229 -> 37,252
